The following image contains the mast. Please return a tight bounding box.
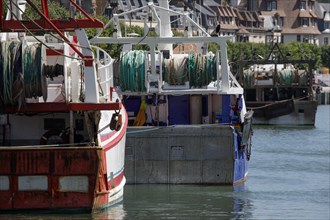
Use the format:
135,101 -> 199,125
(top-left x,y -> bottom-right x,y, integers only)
157,0 -> 173,55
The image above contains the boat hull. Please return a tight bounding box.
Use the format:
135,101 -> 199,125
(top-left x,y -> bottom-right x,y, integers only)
247,100 -> 317,126
0,146 -> 98,211
0,109 -> 127,212
125,125 -> 250,185
0,144 -> 125,212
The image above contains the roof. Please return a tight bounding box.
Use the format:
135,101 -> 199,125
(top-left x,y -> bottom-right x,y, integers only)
261,15 -> 275,31
237,28 -> 250,34
204,0 -> 220,7
309,11 -> 318,18
243,11 -> 255,22
276,10 -> 286,17
299,10 -> 312,18
210,6 -> 221,16
194,3 -> 217,17
315,2 -> 330,18
233,8 -> 244,20
225,7 -> 234,17
220,23 -> 239,30
228,7 -> 237,18
325,12 -> 330,21
321,29 -> 330,34
240,11 -> 251,21
221,7 -> 229,17
282,27 -> 321,35
261,10 -> 286,17
252,11 -> 263,22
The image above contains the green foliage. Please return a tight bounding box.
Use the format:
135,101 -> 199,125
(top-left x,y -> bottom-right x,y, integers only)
82,16 -> 123,59
285,42 -> 320,60
7,0 -> 328,69
320,45 -> 330,69
226,41 -> 327,71
282,41 -> 321,69
172,29 -> 184,37
208,42 -> 220,54
22,0 -> 69,20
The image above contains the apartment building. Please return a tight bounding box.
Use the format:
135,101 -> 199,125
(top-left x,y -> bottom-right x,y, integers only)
315,2 -> 330,46
53,0 -> 96,15
52,0 -> 325,46
243,0 -> 321,44
210,5 -> 265,42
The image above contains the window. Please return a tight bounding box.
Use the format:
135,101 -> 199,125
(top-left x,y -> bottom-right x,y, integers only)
300,1 -> 306,10
325,21 -> 330,30
247,0 -> 253,11
297,35 -> 301,41
279,17 -> 284,28
311,18 -> 316,27
266,0 -> 277,11
301,18 -> 309,26
266,35 -> 273,43
325,37 -> 329,45
308,1 -> 314,10
303,35 -> 309,43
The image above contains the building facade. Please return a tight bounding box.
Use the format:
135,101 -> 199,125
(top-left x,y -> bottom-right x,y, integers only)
245,0 -> 321,44
56,0 -> 324,46
315,2 -> 330,46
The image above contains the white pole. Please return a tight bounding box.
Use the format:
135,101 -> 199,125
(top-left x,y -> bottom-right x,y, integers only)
220,40 -> 230,93
157,1 -> 173,55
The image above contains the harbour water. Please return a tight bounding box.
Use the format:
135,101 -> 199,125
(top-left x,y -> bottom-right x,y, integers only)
0,105 -> 329,219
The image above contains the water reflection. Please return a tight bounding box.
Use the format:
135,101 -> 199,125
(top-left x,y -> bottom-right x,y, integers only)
0,204 -> 126,220
231,184 -> 254,219
119,184 -> 253,219
0,185 -> 253,220
92,204 -> 126,220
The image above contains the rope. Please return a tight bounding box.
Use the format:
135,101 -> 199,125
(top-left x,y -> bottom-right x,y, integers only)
188,52 -> 216,88
43,64 -> 64,79
120,50 -> 146,92
120,51 -> 217,90
277,69 -> 293,86
0,42 -> 44,107
7,0 -> 92,52
3,1 -> 91,62
1,41 -> 22,106
162,56 -> 188,85
24,43 -> 43,99
247,95 -> 310,110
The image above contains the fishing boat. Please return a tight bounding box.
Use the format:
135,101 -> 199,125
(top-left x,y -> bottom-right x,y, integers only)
91,1 -> 253,185
0,0 -> 127,212
238,43 -> 317,126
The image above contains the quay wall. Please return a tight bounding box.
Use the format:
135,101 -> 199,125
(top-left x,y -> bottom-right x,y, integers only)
124,125 -> 236,184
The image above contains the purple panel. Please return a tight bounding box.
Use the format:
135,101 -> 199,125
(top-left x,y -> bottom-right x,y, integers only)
168,95 -> 190,125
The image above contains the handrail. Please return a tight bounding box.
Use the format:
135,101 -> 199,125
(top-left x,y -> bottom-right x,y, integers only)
91,45 -> 114,101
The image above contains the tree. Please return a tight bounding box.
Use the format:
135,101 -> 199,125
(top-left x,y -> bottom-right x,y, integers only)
22,0 -> 69,20
320,45 -> 330,69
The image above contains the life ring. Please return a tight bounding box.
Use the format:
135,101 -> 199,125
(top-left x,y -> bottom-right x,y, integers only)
40,129 -> 68,145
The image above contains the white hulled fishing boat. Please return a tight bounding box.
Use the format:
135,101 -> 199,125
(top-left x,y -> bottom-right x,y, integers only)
91,1 -> 253,185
